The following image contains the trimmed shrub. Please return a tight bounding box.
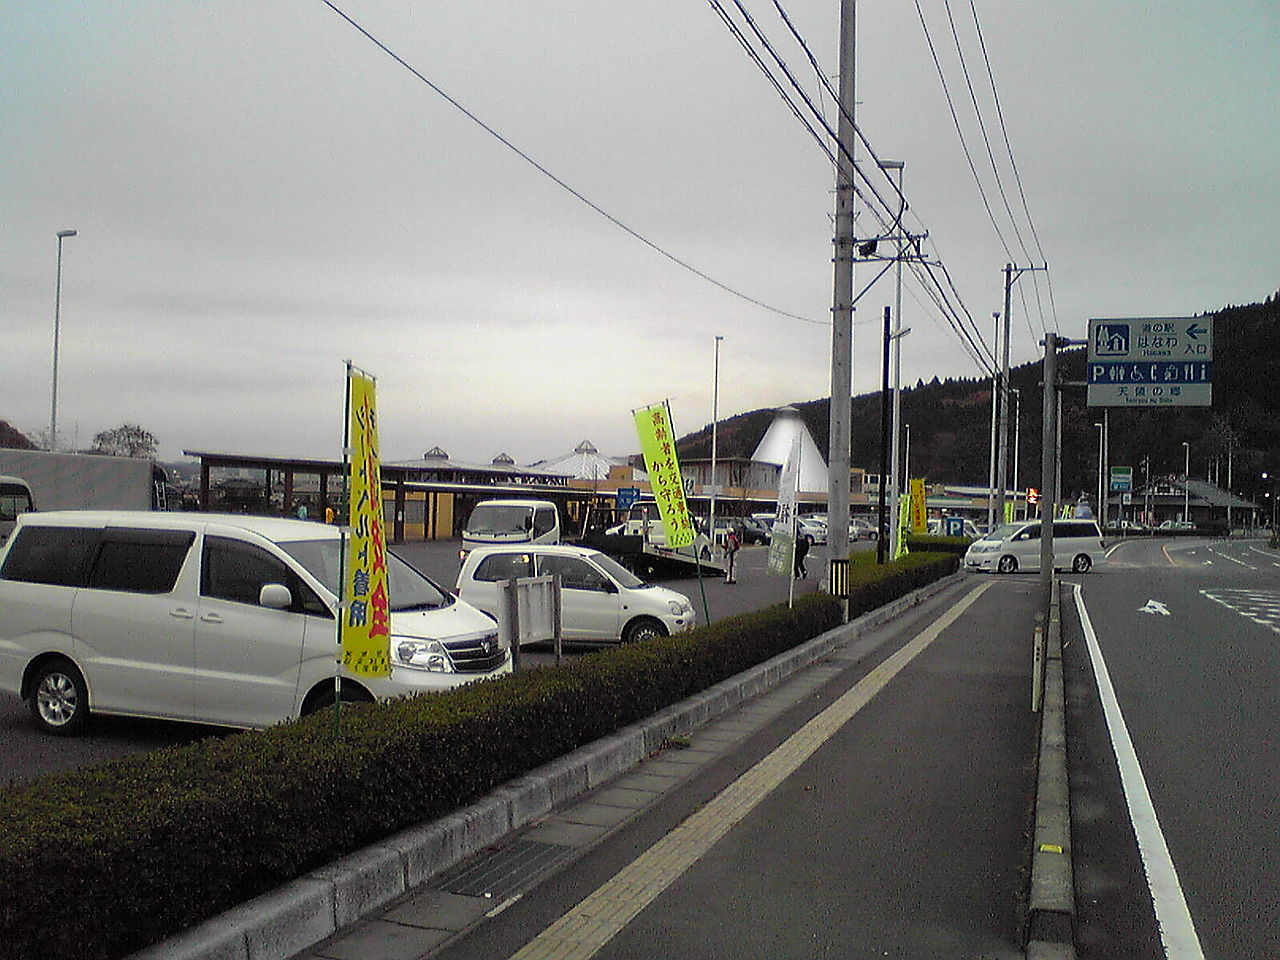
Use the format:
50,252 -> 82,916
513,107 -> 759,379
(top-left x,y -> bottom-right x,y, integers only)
0,553 -> 954,960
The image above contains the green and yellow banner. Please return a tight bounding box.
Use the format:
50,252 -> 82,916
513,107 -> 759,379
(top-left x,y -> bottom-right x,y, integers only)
634,402 -> 695,548
341,366 -> 391,678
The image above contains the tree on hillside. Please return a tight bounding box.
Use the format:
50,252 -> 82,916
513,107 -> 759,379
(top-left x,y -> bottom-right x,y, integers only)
92,423 -> 158,459
0,421 -> 37,450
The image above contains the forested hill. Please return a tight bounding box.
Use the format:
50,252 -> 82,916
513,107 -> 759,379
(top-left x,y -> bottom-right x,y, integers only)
678,292 -> 1280,502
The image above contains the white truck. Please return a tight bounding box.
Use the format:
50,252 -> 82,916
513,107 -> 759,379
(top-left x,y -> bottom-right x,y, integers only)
0,449 -> 168,515
460,499 -> 561,557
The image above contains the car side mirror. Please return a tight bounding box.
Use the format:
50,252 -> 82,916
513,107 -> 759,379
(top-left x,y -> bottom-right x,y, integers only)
260,583 -> 293,610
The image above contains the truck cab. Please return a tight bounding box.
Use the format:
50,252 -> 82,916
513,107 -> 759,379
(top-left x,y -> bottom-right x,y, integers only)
0,476 -> 35,544
461,499 -> 561,557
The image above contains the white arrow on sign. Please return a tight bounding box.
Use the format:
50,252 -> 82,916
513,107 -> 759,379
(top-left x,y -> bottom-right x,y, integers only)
1139,599 -> 1171,616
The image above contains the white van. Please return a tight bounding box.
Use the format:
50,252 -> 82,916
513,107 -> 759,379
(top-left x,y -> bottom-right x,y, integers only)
0,476 -> 35,544
456,544 -> 696,645
461,499 -> 560,557
963,518 -> 1104,574
0,511 -> 510,734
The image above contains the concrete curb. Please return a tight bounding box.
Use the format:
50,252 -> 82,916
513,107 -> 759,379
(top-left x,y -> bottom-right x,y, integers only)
129,569 -> 965,960
1026,578 -> 1077,958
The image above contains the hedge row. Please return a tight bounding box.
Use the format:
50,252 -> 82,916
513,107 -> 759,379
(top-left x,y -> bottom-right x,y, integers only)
0,551 -> 957,960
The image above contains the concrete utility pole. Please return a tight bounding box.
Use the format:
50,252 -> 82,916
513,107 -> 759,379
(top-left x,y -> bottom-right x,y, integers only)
987,312 -> 1000,530
827,0 -> 856,592
50,228 -> 78,452
995,263 -> 1047,525
1040,332 -> 1057,610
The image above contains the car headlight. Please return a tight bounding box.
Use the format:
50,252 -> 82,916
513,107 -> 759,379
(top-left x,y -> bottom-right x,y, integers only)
669,600 -> 690,616
392,638 -> 455,673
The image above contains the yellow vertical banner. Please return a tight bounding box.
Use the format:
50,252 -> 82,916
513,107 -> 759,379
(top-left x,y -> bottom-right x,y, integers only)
633,402 -> 695,548
909,478 -> 928,533
342,367 -> 391,677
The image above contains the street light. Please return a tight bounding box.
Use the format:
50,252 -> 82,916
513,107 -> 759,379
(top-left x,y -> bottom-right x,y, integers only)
1094,423 -> 1104,525
1010,388 -> 1021,518
709,335 -> 724,540
50,228 -> 78,452
878,158 -> 906,559
1182,441 -> 1191,523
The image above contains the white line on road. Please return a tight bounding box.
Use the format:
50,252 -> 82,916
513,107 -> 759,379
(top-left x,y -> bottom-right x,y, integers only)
1074,584 -> 1204,960
1207,547 -> 1255,570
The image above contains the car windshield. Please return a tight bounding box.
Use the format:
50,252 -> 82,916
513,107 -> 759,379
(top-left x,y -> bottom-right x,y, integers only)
587,551 -> 645,589
465,504 -> 532,535
984,523 -> 1022,541
279,539 -> 453,612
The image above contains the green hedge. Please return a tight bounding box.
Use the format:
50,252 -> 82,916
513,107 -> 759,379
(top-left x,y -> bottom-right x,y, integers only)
0,552 -> 956,960
903,533 -> 971,556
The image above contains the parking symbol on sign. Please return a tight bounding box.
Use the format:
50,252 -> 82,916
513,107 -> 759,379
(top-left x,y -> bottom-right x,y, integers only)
1095,323 -> 1129,357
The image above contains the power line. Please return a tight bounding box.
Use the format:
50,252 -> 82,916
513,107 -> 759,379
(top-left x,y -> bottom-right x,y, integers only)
318,0 -> 823,325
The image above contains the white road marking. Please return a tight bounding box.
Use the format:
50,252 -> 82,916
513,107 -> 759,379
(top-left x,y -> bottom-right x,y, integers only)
1074,585 -> 1205,960
1207,547 -> 1255,570
1200,589 -> 1280,636
1139,599 -> 1171,616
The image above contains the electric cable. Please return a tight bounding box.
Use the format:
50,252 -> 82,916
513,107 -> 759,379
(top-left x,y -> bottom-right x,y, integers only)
318,0 -> 824,325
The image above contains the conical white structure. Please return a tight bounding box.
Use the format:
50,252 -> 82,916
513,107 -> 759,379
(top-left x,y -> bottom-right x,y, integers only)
751,406 -> 828,493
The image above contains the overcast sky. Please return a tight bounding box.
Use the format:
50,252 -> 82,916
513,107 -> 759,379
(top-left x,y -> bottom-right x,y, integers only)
4,1 -> 1276,464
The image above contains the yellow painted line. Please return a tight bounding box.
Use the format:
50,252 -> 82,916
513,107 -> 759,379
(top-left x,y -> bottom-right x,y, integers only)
508,581 -> 994,960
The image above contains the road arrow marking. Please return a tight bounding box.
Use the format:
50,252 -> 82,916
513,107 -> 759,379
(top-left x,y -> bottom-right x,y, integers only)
1139,599 -> 1171,616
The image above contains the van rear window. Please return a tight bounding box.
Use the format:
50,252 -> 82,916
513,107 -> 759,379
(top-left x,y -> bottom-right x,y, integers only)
89,530 -> 194,594
0,526 -> 99,587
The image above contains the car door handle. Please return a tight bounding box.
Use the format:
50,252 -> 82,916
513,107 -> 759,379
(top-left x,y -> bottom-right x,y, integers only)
200,613 -> 224,624
170,608 -> 195,620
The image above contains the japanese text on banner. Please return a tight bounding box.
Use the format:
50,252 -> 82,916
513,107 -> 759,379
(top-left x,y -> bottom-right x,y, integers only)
342,370 -> 391,678
909,478 -> 928,534
633,404 -> 695,548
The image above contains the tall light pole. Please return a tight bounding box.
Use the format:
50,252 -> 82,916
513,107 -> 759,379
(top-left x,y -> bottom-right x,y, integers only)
1094,422 -> 1104,524
1010,388 -> 1021,518
1182,441 -> 1191,523
878,158 -> 907,560
709,335 -> 723,538
50,228 -> 78,452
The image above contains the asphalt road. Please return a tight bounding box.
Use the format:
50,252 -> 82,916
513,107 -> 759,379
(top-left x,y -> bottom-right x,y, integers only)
0,539 -> 872,787
1061,535 -> 1280,959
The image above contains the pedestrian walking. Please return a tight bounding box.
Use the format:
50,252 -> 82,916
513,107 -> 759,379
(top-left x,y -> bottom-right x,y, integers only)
723,525 -> 740,584
794,529 -> 810,579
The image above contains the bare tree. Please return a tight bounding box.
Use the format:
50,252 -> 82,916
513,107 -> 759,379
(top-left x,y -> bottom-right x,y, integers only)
91,423 -> 158,459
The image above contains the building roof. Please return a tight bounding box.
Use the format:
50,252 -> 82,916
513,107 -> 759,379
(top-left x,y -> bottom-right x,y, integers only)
528,439 -> 629,481
751,407 -> 828,493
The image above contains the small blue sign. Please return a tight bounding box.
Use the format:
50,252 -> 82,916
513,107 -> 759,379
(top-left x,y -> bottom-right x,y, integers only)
1094,323 -> 1130,357
616,487 -> 641,510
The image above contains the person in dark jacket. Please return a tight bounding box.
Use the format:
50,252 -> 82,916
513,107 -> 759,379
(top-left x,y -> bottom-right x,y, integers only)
794,527 -> 810,578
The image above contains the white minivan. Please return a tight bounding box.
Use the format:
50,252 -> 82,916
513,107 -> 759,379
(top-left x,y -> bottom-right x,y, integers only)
0,511 -> 510,734
963,519 -> 1104,574
457,544 -> 696,645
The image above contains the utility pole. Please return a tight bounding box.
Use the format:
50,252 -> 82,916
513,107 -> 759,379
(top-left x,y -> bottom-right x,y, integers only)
1040,332 -> 1057,610
995,263 -> 1048,525
877,306 -> 891,564
827,0 -> 856,600
987,312 -> 1000,530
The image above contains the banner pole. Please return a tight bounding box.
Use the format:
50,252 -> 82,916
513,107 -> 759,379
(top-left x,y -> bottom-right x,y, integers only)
666,399 -> 711,627
335,361 -> 353,734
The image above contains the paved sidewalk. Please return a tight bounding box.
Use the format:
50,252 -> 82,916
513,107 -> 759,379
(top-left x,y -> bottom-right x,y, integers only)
291,574 -> 1041,960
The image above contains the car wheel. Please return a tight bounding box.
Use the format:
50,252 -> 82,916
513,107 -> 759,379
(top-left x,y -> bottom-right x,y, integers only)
1072,554 -> 1092,573
304,681 -> 375,715
622,617 -> 668,644
997,555 -> 1018,574
28,659 -> 90,735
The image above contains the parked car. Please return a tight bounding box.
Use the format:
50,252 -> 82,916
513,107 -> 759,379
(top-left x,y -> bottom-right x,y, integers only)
1106,520 -> 1148,533
1157,519 -> 1195,531
850,518 -> 880,541
456,544 -> 696,645
963,519 -> 1104,574
738,517 -> 770,545
796,516 -> 827,545
0,511 -> 510,735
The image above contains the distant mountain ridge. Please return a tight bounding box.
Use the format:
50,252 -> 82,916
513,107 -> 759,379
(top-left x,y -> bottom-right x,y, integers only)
677,292 -> 1280,502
